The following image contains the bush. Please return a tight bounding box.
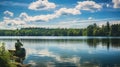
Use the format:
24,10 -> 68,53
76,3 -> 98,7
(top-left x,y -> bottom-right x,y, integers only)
0,42 -> 16,67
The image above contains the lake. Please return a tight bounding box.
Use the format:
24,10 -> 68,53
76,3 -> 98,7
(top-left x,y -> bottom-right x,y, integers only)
0,36 -> 120,67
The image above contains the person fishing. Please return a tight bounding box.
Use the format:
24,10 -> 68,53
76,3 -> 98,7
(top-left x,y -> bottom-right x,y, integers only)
14,39 -> 26,64
15,39 -> 23,50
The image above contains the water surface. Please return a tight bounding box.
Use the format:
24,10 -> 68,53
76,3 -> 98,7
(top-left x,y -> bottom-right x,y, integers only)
0,36 -> 120,67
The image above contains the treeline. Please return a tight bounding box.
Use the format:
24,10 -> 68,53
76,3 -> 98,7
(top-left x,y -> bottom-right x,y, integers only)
85,22 -> 120,36
0,22 -> 120,36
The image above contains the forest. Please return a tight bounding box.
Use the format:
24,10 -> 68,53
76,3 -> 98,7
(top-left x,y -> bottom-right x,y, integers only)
0,22 -> 120,36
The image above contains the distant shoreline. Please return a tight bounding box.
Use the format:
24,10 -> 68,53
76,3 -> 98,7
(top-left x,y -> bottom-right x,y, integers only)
0,22 -> 120,36
0,36 -> 120,40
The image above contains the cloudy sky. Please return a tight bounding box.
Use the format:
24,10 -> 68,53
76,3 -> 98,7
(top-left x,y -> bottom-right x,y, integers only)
0,0 -> 120,29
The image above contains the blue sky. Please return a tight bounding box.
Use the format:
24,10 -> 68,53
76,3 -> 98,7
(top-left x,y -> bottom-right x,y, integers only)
0,0 -> 120,29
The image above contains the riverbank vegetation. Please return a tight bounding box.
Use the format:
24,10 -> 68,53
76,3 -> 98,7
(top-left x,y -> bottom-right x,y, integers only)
0,22 -> 120,36
0,43 -> 16,67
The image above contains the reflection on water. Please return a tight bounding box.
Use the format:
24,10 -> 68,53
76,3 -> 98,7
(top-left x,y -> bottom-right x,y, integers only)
0,37 -> 120,67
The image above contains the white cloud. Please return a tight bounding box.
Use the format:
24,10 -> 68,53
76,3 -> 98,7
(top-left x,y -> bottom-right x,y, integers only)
106,4 -> 110,7
1,11 -> 26,27
3,18 -> 25,26
24,1 -> 101,22
2,11 -> 25,27
4,10 -> 14,17
76,1 -> 102,12
28,0 -> 102,11
0,8 -> 81,28
29,14 -> 58,22
19,12 -> 58,22
55,8 -> 81,15
19,12 -> 29,22
88,17 -> 93,20
112,0 -> 120,8
18,8 -> 81,22
28,0 -> 56,10
22,19 -> 89,29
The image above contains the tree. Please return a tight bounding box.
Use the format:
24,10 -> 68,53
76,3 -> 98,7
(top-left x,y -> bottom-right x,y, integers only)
106,21 -> 110,36
87,25 -> 94,36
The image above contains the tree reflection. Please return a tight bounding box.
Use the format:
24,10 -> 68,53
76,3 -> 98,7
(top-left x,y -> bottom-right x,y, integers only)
86,39 -> 100,48
87,38 -> 120,50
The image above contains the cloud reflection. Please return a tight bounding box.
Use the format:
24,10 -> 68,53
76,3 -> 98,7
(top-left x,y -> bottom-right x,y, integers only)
25,48 -> 101,67
26,48 -> 81,67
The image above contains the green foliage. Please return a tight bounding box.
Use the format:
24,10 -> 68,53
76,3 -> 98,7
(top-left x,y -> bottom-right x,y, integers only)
111,24 -> 120,36
85,22 -> 120,36
0,28 -> 83,36
0,22 -> 120,36
0,43 -> 16,67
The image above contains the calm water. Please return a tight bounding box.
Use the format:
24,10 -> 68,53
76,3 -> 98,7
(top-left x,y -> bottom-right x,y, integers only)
0,36 -> 120,67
